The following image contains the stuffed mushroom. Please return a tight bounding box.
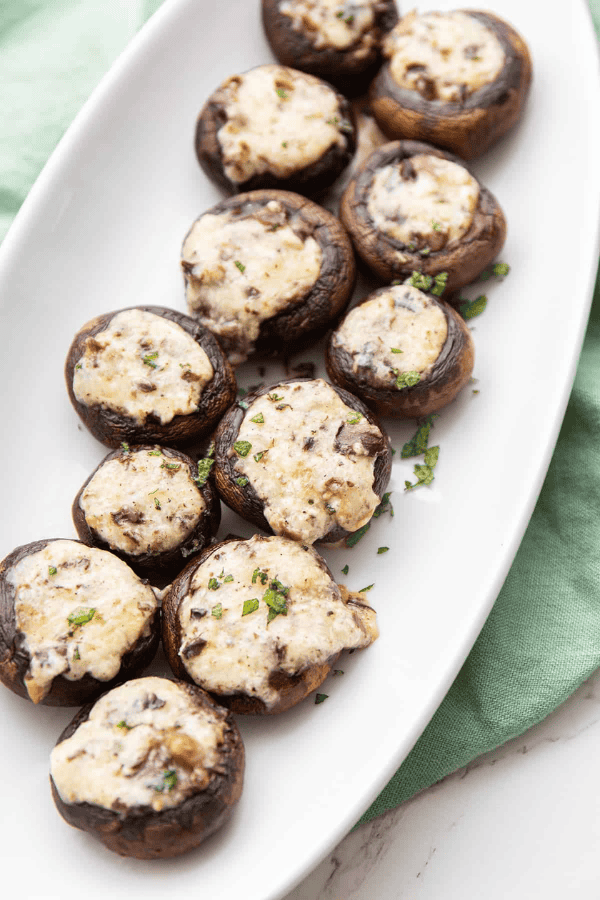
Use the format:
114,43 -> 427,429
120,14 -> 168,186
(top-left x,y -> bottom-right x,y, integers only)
0,539 -> 159,706
162,535 -> 378,714
72,444 -> 221,587
340,140 -> 506,292
50,676 -> 245,858
195,64 -> 356,196
326,281 -> 474,417
65,305 -> 236,449
261,0 -> 399,92
213,378 -> 392,545
181,189 -> 356,365
370,9 -> 532,159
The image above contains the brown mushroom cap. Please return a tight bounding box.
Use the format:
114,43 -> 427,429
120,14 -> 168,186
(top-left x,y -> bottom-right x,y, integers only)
340,139 -> 506,292
50,678 -> 245,859
0,539 -> 160,706
261,0 -> 399,94
195,65 -> 356,196
162,535 -> 377,714
369,10 -> 533,159
72,445 -> 221,588
213,377 -> 392,545
326,283 -> 475,418
181,189 -> 356,364
65,305 -> 237,449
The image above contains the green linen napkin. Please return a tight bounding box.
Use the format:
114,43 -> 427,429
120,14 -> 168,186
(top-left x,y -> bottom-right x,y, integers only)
1,0 -> 599,826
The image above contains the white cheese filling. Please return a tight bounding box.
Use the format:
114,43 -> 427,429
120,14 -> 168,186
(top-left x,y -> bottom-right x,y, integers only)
366,154 -> 479,249
178,536 -> 378,708
73,309 -> 214,425
384,10 -> 505,102
333,285 -> 448,384
279,0 -> 377,53
9,541 -> 157,704
216,65 -> 347,183
182,201 -> 322,366
80,449 -> 205,557
233,379 -> 383,543
50,677 -> 226,812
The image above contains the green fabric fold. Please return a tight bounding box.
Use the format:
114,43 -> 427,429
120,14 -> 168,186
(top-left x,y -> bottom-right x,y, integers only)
1,0 -> 599,825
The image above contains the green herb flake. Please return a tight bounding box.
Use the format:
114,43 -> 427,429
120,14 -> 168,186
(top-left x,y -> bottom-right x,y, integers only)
195,457 -> 214,486
73,648 -> 80,660
326,116 -> 339,125
315,693 -> 328,705
223,575 -> 234,584
155,770 -> 177,793
48,566 -> 57,576
208,577 -> 220,591
373,491 -> 394,518
116,720 -> 132,731
281,141 -> 288,148
377,547 -> 389,554
147,449 -> 162,456
493,262 -> 510,277
263,582 -> 289,622
420,247 -> 431,257
345,14 -> 354,24
161,462 -> 181,471
459,294 -> 487,320
154,496 -> 161,510
358,583 -> 374,593
401,414 -> 438,458
236,476 -> 249,487
242,598 -> 259,617
405,445 -> 440,491
253,451 -> 265,463
211,603 -> 223,619
276,87 -> 288,99
341,564 -> 349,575
252,568 -> 269,586
347,412 -> 363,424
234,260 -> 246,273
142,351 -> 159,369
393,370 -> 421,390
345,522 -> 370,547
250,412 -> 264,424
390,348 -> 403,354
431,271 -> 449,297
75,363 -> 82,370
121,442 -> 130,453
408,271 -> 433,292
238,399 -> 249,410
335,10 -> 344,17
431,220 -> 441,231
267,392 -> 283,402
67,607 -> 95,626
233,440 -> 252,457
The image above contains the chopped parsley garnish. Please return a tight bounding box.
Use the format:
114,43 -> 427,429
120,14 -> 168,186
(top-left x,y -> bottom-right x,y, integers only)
401,414 -> 438,458
67,607 -> 95,626
281,141 -> 287,148
345,14 -> 354,24
420,247 -> 431,257
408,271 -> 433,291
223,575 -> 234,583
155,770 -> 177,793
142,351 -> 159,369
238,399 -> 249,410
480,262 -> 511,281
250,413 -> 264,424
405,445 -> 440,491
73,648 -> 80,660
341,564 -> 349,575
263,580 -> 289,623
48,566 -> 57,576
336,9 -> 344,16
377,547 -> 389,554
431,271 -> 449,296
116,720 -> 132,731
236,476 -> 249,486
347,412 -> 363,424
358,584 -> 374,593
252,568 -> 269,586
242,598 -> 259,617
211,603 -> 223,619
339,119 -> 353,133
153,496 -> 161,510
233,440 -> 252,457
276,87 -> 288,99
121,442 -> 130,453
147,449 -> 162,456
326,116 -> 339,125
393,370 -> 421,390
208,577 -> 220,591
325,503 -> 335,514
431,220 -> 441,231
267,393 -> 283,402
195,457 -> 214,486
390,348 -> 403,354
459,294 -> 487,320
234,260 -> 246,273
161,462 -> 181,471
315,693 -> 328,704
345,522 -> 370,547
373,492 -> 394,518
253,451 -> 265,463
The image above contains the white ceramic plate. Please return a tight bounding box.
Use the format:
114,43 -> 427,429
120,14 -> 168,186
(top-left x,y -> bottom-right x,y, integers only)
0,2 -> 598,898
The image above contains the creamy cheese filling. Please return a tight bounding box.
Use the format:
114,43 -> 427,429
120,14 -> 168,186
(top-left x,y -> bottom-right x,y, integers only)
233,379 -> 383,543
333,285 -> 448,384
279,0 -> 377,53
182,201 -> 322,365
50,677 -> 226,812
367,154 -> 479,250
178,536 -> 378,708
80,449 -> 205,556
9,541 -> 157,704
73,309 -> 214,425
384,10 -> 505,102
216,65 -> 347,183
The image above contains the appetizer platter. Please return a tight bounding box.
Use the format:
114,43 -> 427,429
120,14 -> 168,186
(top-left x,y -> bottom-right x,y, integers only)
0,0 -> 599,898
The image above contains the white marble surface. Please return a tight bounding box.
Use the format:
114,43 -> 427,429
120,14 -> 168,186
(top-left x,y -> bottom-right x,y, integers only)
285,667 -> 600,899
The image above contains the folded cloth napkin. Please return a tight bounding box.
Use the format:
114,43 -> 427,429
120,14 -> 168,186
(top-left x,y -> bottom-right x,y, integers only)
1,0 -> 599,826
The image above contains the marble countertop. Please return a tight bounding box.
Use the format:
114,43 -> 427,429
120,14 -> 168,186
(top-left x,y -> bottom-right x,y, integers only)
285,667 -> 600,899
